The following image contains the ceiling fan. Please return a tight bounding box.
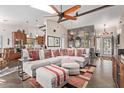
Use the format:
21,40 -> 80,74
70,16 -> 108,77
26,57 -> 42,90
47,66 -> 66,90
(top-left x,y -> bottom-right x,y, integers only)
45,5 -> 81,23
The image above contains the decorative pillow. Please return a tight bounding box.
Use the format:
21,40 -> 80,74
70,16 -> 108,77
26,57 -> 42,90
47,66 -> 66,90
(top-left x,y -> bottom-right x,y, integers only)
83,49 -> 86,54
60,49 -> 68,56
29,50 -> 39,61
22,49 -> 30,59
76,49 -> 84,57
44,49 -> 52,59
39,50 -> 45,60
68,49 -> 75,56
52,49 -> 60,57
85,48 -> 90,54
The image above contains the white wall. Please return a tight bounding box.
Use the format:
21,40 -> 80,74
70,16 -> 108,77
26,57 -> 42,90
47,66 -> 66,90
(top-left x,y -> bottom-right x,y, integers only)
119,13 -> 124,49
46,20 -> 68,49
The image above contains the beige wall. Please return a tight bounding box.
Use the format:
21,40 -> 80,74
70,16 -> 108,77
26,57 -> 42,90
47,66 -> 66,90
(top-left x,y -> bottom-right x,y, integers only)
46,20 -> 68,49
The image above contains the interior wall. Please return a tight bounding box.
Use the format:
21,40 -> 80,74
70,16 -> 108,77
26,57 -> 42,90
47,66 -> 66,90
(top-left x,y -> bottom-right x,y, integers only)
46,20 -> 68,49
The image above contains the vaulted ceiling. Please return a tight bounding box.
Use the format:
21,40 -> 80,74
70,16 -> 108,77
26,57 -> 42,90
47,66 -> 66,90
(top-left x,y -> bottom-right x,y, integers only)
0,5 -> 123,29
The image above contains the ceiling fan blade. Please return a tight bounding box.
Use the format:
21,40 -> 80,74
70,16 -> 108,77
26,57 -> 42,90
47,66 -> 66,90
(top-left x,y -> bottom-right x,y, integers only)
57,17 -> 62,23
64,15 -> 77,20
64,5 -> 81,15
49,5 -> 60,15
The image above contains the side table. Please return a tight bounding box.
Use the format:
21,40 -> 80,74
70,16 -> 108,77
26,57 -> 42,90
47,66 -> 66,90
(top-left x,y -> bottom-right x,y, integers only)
18,58 -> 32,81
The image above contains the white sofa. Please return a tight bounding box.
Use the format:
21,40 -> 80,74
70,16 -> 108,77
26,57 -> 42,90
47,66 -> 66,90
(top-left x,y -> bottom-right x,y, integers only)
22,48 -> 90,77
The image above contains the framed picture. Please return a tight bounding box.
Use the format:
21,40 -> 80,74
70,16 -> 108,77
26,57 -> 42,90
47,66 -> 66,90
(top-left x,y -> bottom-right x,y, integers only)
54,37 -> 60,47
47,36 -> 60,47
47,36 -> 55,47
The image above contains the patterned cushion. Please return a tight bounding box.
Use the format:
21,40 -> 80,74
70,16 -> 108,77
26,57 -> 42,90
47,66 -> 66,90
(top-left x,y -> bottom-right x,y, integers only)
68,49 -> 75,56
29,50 -> 39,61
76,49 -> 84,57
60,49 -> 68,56
52,49 -> 60,57
44,49 -> 52,59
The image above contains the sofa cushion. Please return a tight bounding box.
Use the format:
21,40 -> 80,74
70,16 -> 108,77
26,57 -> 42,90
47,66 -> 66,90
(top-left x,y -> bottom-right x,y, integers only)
29,50 -> 39,61
69,56 -> 85,62
68,49 -> 75,56
60,49 -> 68,56
44,49 -> 52,59
52,49 -> 60,57
23,60 -> 50,77
61,57 -> 75,64
48,57 -> 62,66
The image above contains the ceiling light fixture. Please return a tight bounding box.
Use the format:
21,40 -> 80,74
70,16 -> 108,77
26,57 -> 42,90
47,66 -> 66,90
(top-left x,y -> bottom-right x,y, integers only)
30,5 -> 56,14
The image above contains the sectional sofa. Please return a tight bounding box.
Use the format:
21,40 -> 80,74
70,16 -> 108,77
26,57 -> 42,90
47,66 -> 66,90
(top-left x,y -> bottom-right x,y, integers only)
22,48 -> 90,78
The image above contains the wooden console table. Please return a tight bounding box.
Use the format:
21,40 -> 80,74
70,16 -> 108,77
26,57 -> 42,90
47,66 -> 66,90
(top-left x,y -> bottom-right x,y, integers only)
112,56 -> 124,88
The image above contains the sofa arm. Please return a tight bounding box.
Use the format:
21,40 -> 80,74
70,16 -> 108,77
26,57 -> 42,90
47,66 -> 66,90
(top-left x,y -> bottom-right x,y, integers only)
31,61 -> 50,70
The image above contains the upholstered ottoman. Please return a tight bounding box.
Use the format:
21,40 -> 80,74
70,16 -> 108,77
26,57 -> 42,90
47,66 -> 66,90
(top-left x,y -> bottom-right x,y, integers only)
61,62 -> 80,75
36,64 -> 69,88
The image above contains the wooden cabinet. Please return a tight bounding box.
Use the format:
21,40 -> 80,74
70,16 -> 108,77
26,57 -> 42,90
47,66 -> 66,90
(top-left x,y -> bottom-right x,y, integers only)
112,58 -> 116,81
120,62 -> 124,87
12,31 -> 26,47
36,36 -> 45,45
112,57 -> 124,88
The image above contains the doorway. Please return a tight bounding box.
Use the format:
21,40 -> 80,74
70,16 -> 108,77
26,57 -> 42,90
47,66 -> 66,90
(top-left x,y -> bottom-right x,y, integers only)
103,37 -> 112,56
96,36 -> 113,57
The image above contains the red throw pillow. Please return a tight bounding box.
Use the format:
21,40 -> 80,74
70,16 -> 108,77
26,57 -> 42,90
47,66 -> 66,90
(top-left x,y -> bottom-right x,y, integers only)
76,49 -> 83,57
68,49 -> 75,56
29,50 -> 39,60
52,49 -> 60,57
60,49 -> 68,56
44,50 -> 52,59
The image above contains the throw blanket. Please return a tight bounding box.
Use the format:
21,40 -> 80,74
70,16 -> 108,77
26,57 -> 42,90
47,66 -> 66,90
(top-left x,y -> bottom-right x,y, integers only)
43,65 -> 68,87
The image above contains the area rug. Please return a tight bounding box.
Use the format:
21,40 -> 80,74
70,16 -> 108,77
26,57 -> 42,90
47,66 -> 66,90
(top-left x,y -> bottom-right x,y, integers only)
65,64 -> 96,88
27,64 -> 96,88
